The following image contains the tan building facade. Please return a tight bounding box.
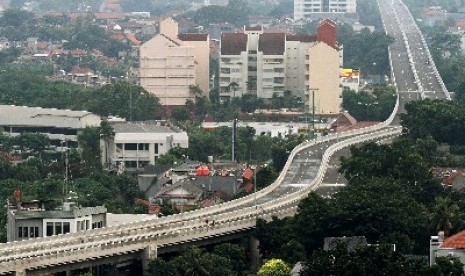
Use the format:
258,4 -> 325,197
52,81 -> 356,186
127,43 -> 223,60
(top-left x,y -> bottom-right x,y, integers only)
139,18 -> 210,106
307,42 -> 342,115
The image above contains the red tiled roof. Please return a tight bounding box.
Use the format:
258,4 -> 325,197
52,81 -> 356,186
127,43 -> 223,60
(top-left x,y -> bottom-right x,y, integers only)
259,33 -> 285,55
125,33 -> 141,46
441,230 -> 465,249
443,172 -> 465,186
70,49 -> 86,57
178,33 -> 209,41
243,182 -> 254,193
71,66 -> 93,75
51,48 -> 65,55
242,168 -> 254,180
221,33 -> 247,55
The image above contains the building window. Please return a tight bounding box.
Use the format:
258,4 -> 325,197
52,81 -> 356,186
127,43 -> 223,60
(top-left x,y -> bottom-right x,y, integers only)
30,227 -> 34,238
23,227 -> 28,238
18,227 -> 22,238
125,143 -> 137,150
138,143 -> 149,150
63,222 -> 70,234
46,222 -> 53,236
154,143 -> 159,154
55,222 -> 62,235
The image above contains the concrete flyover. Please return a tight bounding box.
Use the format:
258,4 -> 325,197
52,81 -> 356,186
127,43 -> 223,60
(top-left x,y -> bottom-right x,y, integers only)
0,0 -> 450,274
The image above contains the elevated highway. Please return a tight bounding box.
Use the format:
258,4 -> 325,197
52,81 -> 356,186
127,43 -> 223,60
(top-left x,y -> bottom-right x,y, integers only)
0,0 -> 450,274
379,0 -> 450,117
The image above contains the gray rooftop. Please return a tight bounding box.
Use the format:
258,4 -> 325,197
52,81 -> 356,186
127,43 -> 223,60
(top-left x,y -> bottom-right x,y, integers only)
111,121 -> 178,133
0,105 -> 98,129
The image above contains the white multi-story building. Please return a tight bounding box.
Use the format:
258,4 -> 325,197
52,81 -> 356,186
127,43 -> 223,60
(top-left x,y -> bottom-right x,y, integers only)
7,202 -> 107,242
294,0 -> 357,20
102,121 -> 188,171
219,20 -> 343,115
219,26 -> 288,99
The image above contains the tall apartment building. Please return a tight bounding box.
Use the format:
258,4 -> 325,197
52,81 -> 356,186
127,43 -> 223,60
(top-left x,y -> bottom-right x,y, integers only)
306,19 -> 343,115
139,18 -> 210,107
294,0 -> 357,20
219,19 -> 343,115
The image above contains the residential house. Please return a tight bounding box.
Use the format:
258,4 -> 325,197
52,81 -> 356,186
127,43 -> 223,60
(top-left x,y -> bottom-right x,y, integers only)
442,171 -> 465,193
430,231 -> 465,267
153,180 -> 204,212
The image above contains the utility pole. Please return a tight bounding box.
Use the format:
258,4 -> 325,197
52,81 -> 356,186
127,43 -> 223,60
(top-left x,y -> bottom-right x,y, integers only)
307,88 -> 317,139
232,118 -> 237,162
312,88 -> 315,138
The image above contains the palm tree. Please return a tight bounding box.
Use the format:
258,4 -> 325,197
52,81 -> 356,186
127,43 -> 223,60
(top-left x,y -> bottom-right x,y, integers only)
431,196 -> 461,237
99,120 -> 114,170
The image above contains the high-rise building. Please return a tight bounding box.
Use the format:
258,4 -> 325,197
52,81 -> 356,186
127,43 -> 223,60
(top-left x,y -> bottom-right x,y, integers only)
139,18 -> 210,107
294,0 -> 357,20
219,20 -> 343,115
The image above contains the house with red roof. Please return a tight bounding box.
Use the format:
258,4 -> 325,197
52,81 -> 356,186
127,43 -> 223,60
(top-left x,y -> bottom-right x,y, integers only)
430,231 -> 465,267
442,171 -> 465,193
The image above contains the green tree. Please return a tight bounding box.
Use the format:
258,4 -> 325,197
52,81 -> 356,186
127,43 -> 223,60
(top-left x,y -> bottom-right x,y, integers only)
431,196 -> 462,237
0,9 -> 33,28
147,258 -> 180,276
99,121 -> 114,170
171,107 -> 190,121
213,243 -> 247,273
255,165 -> 278,189
431,257 -> 465,275
303,243 -> 430,275
77,127 -> 101,170
258,258 -> 290,276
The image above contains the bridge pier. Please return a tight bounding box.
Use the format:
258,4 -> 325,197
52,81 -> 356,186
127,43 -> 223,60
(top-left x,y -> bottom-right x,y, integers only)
15,270 -> 26,276
142,244 -> 158,275
249,236 -> 260,268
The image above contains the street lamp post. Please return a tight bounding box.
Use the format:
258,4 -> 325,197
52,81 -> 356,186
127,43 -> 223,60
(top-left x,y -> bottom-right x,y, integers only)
252,164 -> 258,206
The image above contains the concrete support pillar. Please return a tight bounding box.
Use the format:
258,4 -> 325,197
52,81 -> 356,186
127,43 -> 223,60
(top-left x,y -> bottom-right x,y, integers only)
142,244 -> 158,275
15,270 -> 26,276
249,236 -> 260,268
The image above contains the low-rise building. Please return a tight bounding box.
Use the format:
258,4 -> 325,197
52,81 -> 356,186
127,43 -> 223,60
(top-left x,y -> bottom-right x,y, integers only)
102,121 -> 189,171
7,202 -> 107,242
0,105 -> 101,149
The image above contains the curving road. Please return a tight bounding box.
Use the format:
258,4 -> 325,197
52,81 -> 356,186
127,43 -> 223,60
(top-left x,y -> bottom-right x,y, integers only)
0,0 -> 451,274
